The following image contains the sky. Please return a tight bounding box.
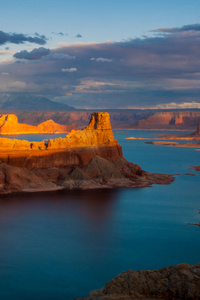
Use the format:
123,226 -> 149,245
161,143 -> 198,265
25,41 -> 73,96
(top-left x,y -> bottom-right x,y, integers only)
1,0 -> 200,109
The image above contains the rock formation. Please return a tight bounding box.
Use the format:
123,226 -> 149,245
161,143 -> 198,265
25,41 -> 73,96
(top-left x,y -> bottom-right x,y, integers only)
0,114 -> 77,135
80,263 -> 200,300
0,112 -> 174,194
137,111 -> 200,130
2,110 -> 200,130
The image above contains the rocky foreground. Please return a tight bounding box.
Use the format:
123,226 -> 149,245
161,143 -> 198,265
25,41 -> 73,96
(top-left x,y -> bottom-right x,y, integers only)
0,112 -> 174,194
78,263 -> 200,300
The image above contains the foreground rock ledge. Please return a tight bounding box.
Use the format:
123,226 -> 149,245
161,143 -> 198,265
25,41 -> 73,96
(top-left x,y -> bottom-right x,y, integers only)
78,263 -> 200,300
0,112 -> 174,194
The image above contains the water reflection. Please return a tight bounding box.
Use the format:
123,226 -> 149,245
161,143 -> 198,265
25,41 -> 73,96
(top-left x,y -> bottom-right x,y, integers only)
0,189 -> 119,300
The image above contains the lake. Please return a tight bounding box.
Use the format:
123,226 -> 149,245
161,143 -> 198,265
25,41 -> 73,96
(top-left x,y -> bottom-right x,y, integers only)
0,130 -> 199,300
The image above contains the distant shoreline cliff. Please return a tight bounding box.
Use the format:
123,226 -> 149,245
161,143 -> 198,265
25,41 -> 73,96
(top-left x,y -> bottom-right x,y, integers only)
0,114 -> 77,135
0,112 -> 174,194
1,110 -> 200,130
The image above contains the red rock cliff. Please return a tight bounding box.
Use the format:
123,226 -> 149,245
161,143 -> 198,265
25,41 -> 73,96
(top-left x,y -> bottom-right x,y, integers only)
7,110 -> 200,130
138,111 -> 200,129
47,112 -> 118,149
0,112 -> 174,193
0,114 -> 77,135
0,112 -> 122,169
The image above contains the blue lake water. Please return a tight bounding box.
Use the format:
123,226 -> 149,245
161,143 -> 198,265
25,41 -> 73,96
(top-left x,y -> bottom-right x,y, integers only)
0,130 -> 199,300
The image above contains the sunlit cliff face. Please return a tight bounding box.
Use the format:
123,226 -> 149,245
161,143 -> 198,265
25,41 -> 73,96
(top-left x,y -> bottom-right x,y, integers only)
0,114 -> 77,135
0,112 -> 119,153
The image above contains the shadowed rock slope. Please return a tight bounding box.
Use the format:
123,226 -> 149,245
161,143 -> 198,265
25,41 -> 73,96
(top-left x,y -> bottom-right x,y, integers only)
0,112 -> 174,194
80,263 -> 200,300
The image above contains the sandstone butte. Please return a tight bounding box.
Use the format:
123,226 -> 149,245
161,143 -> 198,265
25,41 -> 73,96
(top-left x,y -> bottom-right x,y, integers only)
0,112 -> 174,194
0,114 -> 77,135
78,263 -> 200,300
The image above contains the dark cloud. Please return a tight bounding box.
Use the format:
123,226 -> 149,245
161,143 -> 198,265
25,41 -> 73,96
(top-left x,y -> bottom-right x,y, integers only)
14,47 -> 50,60
75,34 -> 82,38
151,23 -> 200,33
0,30 -> 47,46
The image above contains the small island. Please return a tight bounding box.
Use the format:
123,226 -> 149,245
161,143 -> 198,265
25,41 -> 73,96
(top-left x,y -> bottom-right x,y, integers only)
145,123 -> 200,148
0,112 -> 174,194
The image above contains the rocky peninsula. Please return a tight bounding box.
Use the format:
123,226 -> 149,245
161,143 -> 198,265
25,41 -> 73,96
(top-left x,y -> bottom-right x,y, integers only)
158,123 -> 200,141
0,114 -> 77,135
0,112 -> 174,194
79,263 -> 200,300
145,123 -> 200,148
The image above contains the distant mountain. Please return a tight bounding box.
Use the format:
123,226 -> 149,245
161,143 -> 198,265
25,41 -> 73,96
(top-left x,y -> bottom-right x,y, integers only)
0,96 -> 75,111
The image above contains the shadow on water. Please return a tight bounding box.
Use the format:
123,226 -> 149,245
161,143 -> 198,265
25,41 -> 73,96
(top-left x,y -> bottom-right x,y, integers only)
0,189 -> 119,300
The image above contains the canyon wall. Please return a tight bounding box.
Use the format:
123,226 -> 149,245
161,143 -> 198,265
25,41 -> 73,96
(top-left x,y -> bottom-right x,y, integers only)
2,110 -> 200,130
138,111 -> 200,130
0,112 -> 121,169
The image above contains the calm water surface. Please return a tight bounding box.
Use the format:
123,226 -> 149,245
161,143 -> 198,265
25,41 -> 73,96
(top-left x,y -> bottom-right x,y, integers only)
0,131 -> 199,300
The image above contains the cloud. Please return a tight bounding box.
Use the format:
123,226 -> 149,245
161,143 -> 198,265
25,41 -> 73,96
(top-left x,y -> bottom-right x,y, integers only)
8,81 -> 27,90
0,49 -> 14,56
74,79 -> 117,93
13,47 -> 50,60
52,32 -> 68,36
1,72 -> 9,76
151,23 -> 200,33
90,57 -> 113,62
61,67 -> 77,72
154,101 -> 200,109
75,34 -> 82,38
48,53 -> 75,60
2,23 -> 200,108
52,32 -> 63,36
0,30 -> 47,46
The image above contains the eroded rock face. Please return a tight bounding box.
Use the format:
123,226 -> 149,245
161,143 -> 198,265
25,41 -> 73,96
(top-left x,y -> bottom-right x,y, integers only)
138,111 -> 200,130
82,263 -> 200,300
0,112 -> 174,194
0,114 -> 77,135
47,112 -> 118,149
8,110 -> 200,130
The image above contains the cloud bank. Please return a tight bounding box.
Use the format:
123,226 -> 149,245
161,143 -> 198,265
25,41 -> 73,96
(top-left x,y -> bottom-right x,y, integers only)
1,24 -> 200,109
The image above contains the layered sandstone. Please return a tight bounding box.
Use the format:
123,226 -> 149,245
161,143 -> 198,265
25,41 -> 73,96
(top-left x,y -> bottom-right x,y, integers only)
47,112 -> 118,149
0,112 -> 174,194
0,114 -> 77,135
2,110 -> 200,130
138,111 -> 200,130
81,263 -> 200,300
